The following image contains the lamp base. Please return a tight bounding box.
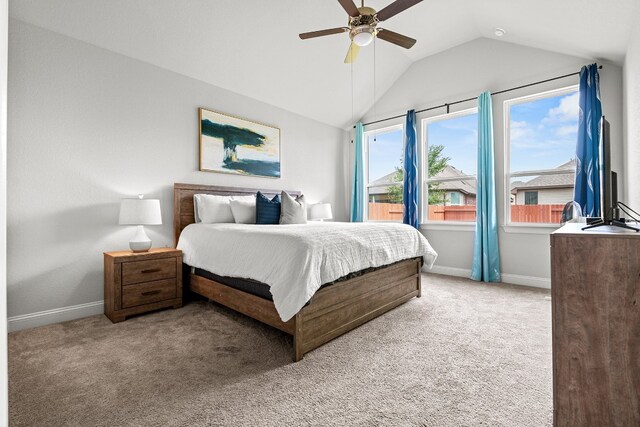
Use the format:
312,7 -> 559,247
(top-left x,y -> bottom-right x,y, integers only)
129,225 -> 152,253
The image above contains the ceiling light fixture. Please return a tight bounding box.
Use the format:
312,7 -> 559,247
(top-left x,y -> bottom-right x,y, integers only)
350,25 -> 375,46
494,28 -> 506,37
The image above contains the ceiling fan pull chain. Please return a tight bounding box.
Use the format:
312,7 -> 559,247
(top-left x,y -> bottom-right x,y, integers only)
373,35 -> 377,143
351,52 -> 355,143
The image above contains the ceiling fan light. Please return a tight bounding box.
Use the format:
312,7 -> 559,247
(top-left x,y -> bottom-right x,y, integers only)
350,25 -> 375,47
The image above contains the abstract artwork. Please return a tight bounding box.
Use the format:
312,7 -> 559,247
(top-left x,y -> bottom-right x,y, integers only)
199,108 -> 281,178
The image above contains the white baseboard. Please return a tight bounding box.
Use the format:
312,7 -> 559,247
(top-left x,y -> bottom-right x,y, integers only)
500,273 -> 550,289
427,265 -> 471,278
8,300 -> 104,332
6,265 -> 550,333
426,265 -> 550,289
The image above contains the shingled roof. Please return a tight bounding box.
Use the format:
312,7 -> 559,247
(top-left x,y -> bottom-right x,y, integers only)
368,165 -> 476,196
511,159 -> 576,193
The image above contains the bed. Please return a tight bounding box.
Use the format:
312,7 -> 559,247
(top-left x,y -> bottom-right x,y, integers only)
174,183 -> 437,361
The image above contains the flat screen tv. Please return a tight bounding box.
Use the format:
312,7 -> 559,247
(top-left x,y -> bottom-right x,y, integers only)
584,117 -> 638,231
600,117 -> 619,222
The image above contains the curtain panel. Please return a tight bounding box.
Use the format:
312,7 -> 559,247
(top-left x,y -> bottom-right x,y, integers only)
471,92 -> 501,283
573,63 -> 602,218
351,122 -> 364,222
403,110 -> 419,229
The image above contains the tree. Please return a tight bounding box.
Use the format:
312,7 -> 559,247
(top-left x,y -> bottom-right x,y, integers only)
387,144 -> 450,205
200,119 -> 266,166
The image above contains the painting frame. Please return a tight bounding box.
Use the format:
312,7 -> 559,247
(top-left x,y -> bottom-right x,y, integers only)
199,107 -> 281,178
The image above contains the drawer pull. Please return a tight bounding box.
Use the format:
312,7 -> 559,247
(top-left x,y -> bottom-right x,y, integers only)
141,268 -> 161,274
141,290 -> 161,296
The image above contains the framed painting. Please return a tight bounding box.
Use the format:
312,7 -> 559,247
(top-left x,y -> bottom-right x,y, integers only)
199,108 -> 281,178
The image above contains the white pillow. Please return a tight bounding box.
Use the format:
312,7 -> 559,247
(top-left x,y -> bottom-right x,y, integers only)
230,195 -> 257,224
194,194 -> 234,223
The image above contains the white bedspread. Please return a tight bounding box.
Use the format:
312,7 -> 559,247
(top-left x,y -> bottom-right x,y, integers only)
177,222 -> 437,322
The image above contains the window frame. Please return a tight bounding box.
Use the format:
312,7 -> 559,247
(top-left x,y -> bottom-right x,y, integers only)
504,84 -> 579,226
363,123 -> 404,222
421,107 -> 478,225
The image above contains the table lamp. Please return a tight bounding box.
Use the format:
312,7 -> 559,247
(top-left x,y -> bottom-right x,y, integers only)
119,195 -> 162,252
309,203 -> 333,222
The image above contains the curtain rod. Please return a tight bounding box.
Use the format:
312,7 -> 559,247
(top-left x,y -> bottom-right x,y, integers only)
355,65 -> 603,129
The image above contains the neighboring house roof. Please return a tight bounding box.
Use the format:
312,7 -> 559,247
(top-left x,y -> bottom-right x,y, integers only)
430,165 -> 476,196
511,159 -> 576,193
368,165 -> 476,196
368,171 -> 400,196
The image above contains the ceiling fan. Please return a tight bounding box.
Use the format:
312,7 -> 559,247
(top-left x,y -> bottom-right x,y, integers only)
299,0 -> 422,63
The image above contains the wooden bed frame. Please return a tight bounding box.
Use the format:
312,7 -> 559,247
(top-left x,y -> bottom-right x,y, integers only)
174,183 -> 422,361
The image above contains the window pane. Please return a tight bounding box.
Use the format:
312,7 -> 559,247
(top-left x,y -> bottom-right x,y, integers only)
509,90 -> 578,173
424,111 -> 478,223
427,178 -> 477,222
427,113 -> 478,178
524,191 -> 538,205
368,128 -> 403,183
367,128 -> 403,221
510,173 -> 575,223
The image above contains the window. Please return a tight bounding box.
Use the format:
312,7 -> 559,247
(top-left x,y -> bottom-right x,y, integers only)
524,191 -> 538,205
505,86 -> 578,224
365,125 -> 403,221
422,109 -> 478,222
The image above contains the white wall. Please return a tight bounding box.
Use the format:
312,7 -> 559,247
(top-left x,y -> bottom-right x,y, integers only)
7,20 -> 349,326
1,0 -> 8,421
359,38 -> 624,286
624,21 -> 640,206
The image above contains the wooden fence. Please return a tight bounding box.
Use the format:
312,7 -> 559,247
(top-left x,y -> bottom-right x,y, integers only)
369,202 -> 566,223
428,205 -> 476,221
369,203 -> 403,221
510,204 -> 565,223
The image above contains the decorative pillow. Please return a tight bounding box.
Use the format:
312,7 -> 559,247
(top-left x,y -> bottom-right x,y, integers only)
280,191 -> 307,224
194,194 -> 234,223
230,195 -> 257,224
255,192 -> 281,224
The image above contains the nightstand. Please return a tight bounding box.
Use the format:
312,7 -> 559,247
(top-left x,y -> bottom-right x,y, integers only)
104,248 -> 182,323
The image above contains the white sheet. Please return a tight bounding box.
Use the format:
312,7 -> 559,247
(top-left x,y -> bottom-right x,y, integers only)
177,222 -> 438,322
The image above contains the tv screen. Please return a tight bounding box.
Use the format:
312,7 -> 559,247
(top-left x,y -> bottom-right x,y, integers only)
600,117 -> 619,221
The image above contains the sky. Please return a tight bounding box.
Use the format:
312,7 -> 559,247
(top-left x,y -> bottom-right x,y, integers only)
509,90 -> 578,172
367,127 -> 403,183
366,90 -> 579,183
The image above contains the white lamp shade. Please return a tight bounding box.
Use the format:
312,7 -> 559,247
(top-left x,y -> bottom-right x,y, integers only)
309,203 -> 333,221
119,198 -> 162,225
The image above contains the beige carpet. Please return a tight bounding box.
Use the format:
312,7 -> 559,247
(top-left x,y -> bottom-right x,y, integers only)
9,274 -> 552,426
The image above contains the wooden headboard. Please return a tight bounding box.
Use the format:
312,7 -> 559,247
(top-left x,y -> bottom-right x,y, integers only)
173,183 -> 301,246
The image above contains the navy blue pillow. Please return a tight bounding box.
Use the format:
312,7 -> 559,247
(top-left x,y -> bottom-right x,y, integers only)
256,192 -> 281,224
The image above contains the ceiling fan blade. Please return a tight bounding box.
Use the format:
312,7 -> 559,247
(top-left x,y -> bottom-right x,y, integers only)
337,0 -> 360,17
377,28 -> 417,49
344,42 -> 360,63
299,27 -> 348,40
376,0 -> 423,21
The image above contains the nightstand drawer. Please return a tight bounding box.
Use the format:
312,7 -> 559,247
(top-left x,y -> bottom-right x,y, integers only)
122,258 -> 176,285
122,279 -> 177,308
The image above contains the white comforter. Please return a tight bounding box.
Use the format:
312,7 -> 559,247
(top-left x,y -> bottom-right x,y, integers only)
177,222 -> 437,322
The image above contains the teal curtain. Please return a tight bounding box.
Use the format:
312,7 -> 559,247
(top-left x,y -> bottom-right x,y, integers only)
403,110 -> 419,229
471,92 -> 500,282
573,63 -> 602,217
351,123 -> 364,222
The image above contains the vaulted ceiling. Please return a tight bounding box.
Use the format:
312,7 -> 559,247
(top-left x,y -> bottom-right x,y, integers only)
9,0 -> 640,129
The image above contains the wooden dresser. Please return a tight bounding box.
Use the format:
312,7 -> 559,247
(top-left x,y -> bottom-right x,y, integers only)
551,224 -> 640,426
104,248 -> 182,323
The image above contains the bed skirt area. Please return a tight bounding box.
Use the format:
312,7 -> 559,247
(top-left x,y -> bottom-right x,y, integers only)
187,257 -> 423,361
192,257 -> 423,302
